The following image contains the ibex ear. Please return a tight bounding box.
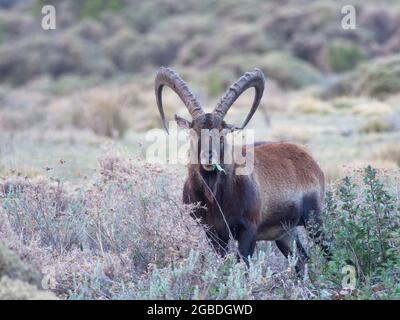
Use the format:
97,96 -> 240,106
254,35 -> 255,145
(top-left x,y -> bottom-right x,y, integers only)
223,122 -> 240,132
174,114 -> 192,129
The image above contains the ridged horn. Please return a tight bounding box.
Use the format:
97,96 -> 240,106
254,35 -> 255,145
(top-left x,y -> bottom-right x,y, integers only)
213,68 -> 265,129
155,67 -> 204,133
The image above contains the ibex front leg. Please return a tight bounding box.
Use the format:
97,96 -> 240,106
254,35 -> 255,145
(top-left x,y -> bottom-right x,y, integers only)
237,222 -> 257,267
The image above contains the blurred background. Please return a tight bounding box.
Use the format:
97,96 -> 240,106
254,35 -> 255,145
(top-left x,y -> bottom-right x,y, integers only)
0,0 -> 399,182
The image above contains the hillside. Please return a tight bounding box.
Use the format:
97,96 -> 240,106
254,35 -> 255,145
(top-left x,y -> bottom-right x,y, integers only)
0,0 -> 399,300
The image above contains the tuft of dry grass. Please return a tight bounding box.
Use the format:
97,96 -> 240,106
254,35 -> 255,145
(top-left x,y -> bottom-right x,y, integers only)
358,116 -> 394,134
351,100 -> 394,117
323,163 -> 345,184
47,90 -> 130,138
0,277 -> 58,300
46,83 -> 167,135
0,242 -> 58,300
290,96 -> 333,115
70,90 -> 130,138
271,126 -> 312,144
372,144 -> 400,167
331,97 -> 355,110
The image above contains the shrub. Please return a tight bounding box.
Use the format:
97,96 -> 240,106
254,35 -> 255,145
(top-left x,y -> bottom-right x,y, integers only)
351,100 -> 394,117
204,55 -> 259,93
125,251 -> 272,300
0,107 -> 46,131
79,0 -> 124,19
374,145 -> 400,167
208,52 -> 321,95
0,148 -> 312,300
1,149 -> 400,299
0,150 -> 212,298
258,52 -> 321,89
332,97 -> 355,110
0,244 -> 40,284
291,33 -> 325,68
201,68 -> 236,97
124,1 -> 169,33
271,126 -> 311,144
326,40 -> 365,72
47,83 -> 164,134
291,96 -> 333,115
34,0 -> 124,20
71,19 -> 108,42
325,55 -> 400,99
0,11 -> 35,42
0,32 -> 114,85
70,90 -> 130,138
359,7 -> 398,45
313,167 -> 400,297
0,277 -> 58,300
102,27 -> 139,69
358,117 -> 393,134
0,244 -> 58,300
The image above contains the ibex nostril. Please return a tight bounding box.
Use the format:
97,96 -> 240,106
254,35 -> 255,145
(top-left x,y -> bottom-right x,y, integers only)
199,148 -> 218,164
199,150 -> 209,164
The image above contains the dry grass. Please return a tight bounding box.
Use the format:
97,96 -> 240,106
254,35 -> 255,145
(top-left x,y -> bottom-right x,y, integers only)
323,163 -> 346,184
271,126 -> 312,144
1,147 -> 399,300
0,277 -> 58,300
0,236 -> 58,299
331,97 -> 356,110
54,89 -> 130,138
290,96 -> 333,115
351,100 -> 394,117
358,117 -> 394,134
0,147 -> 213,299
45,83 -> 169,135
0,147 -> 323,300
322,160 -> 400,184
1,0 -> 400,300
372,144 -> 400,167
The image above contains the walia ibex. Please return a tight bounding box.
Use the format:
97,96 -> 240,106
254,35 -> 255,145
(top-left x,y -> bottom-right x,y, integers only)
155,67 -> 330,274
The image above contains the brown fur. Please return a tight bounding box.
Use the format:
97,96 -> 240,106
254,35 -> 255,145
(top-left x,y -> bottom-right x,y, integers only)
252,143 -> 325,240
183,138 -> 329,274
155,68 -> 329,274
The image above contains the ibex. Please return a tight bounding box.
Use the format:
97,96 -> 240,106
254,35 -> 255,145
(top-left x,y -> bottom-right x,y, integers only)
155,67 -> 330,274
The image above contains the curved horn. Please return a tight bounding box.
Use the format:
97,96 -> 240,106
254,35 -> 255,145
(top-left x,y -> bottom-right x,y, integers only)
213,68 -> 265,129
155,67 -> 204,133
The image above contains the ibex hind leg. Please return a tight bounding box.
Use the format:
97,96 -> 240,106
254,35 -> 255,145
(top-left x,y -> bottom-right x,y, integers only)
275,229 -> 308,276
300,192 -> 332,260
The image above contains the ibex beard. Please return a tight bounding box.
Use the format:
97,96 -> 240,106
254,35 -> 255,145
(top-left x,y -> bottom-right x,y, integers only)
155,67 -> 331,276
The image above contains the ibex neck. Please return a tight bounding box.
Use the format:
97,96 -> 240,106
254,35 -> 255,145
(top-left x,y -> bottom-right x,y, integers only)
189,163 -> 236,205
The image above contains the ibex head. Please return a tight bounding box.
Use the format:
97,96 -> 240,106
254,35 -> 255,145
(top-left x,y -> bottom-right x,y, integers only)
155,67 -> 265,171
